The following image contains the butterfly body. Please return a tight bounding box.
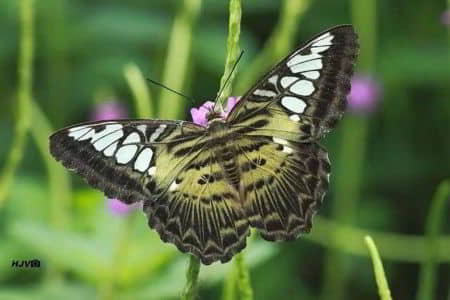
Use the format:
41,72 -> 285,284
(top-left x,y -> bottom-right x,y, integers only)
50,25 -> 359,264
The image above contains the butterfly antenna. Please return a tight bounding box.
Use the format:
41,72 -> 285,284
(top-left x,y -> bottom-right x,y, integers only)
214,50 -> 244,110
146,78 -> 195,104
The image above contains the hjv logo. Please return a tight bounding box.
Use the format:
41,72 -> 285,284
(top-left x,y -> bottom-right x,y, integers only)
11,259 -> 41,268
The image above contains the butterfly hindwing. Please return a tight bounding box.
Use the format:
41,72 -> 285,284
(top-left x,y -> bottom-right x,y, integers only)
49,119 -> 206,204
227,25 -> 359,141
235,137 -> 330,241
146,146 -> 250,265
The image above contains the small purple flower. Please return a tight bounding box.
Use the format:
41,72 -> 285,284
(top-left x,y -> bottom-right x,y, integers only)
107,198 -> 140,216
190,101 -> 216,126
90,100 -> 128,121
190,97 -> 240,126
440,10 -> 450,26
348,74 -> 381,114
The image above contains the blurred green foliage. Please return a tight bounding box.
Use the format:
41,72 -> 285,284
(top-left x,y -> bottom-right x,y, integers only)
0,0 -> 449,300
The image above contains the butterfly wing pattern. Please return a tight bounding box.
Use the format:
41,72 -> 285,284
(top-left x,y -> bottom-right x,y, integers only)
49,25 -> 358,264
227,25 -> 359,142
50,120 -> 207,204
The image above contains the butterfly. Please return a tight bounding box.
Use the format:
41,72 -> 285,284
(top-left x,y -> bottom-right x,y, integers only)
50,25 -> 359,265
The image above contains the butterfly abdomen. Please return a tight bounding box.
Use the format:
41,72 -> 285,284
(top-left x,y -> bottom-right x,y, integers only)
215,145 -> 241,193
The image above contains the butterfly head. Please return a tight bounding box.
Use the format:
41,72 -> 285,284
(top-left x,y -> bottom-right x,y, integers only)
205,110 -> 223,122
204,103 -> 227,126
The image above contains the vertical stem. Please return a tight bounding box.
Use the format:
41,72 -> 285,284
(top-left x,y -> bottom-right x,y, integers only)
0,0 -> 33,208
124,63 -> 154,118
220,3 -> 253,298
99,213 -> 138,300
158,0 -> 201,119
181,256 -> 201,300
222,265 -> 238,300
235,0 -> 311,93
235,253 -> 253,300
217,0 -> 242,108
364,236 -> 393,300
416,180 -> 450,300
320,1 -> 376,299
222,253 -> 253,300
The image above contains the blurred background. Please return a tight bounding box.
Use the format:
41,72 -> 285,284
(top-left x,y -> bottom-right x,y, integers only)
0,0 -> 449,299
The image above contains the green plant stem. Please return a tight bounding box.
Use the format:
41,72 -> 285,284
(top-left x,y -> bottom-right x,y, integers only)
416,180 -> 450,300
30,101 -> 71,230
29,100 -> 71,283
158,0 -> 201,119
99,214 -> 138,300
0,0 -> 33,208
217,0 -> 242,108
321,0 -> 376,298
235,253 -> 253,300
181,256 -> 201,300
124,63 -> 154,118
320,117 -> 369,300
307,216 -> 450,263
222,264 -> 238,300
364,236 -> 393,300
221,253 -> 253,300
235,0 -> 311,93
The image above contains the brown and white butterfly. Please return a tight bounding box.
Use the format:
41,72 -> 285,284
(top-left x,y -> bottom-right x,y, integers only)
50,25 -> 359,264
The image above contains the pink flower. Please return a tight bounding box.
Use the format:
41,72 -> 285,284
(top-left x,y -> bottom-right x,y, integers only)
441,10 -> 450,26
348,74 -> 381,114
190,101 -> 216,126
107,198 -> 140,216
90,100 -> 128,121
190,97 -> 240,126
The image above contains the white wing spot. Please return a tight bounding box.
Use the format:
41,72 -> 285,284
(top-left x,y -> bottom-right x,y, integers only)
123,132 -> 141,144
68,125 -> 88,132
103,141 -> 118,157
289,114 -> 301,122
80,124 -> 122,142
280,76 -> 298,89
169,181 -> 179,192
281,96 -> 307,113
68,127 -> 91,140
302,71 -> 320,80
290,80 -> 315,96
115,145 -> 138,164
148,166 -> 157,176
287,53 -> 321,67
283,146 -> 294,154
137,125 -> 147,135
134,147 -> 153,172
268,75 -> 278,86
312,34 -> 334,47
273,137 -> 289,145
312,32 -> 331,43
253,89 -> 277,97
312,45 -> 330,53
150,124 -> 167,142
93,129 -> 124,151
290,59 -> 322,73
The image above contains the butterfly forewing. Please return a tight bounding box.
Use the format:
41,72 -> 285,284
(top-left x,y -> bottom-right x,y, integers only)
50,120 -> 206,204
227,25 -> 359,142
